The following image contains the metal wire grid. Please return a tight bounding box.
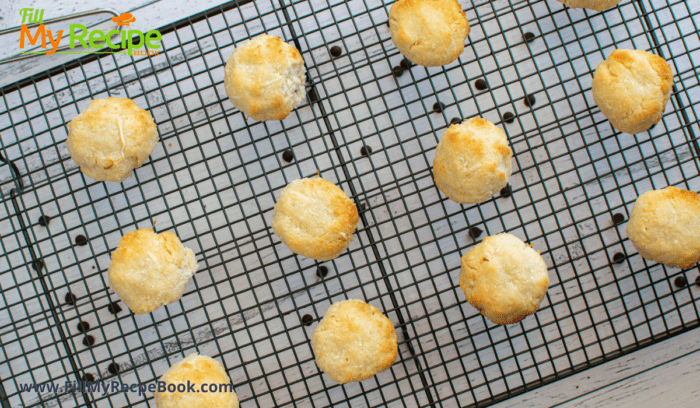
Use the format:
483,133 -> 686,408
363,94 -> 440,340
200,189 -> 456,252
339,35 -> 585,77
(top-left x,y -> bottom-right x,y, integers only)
0,0 -> 699,406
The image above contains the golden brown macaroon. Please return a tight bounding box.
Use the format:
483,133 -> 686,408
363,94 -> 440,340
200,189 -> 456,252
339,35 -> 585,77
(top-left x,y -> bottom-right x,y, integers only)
66,97 -> 159,182
155,353 -> 239,408
311,299 -> 398,384
555,0 -> 621,11
389,0 -> 470,67
223,34 -> 306,121
592,49 -> 674,134
459,233 -> 549,325
271,177 -> 359,261
108,228 -> 198,314
627,186 -> 700,269
433,117 -> 513,204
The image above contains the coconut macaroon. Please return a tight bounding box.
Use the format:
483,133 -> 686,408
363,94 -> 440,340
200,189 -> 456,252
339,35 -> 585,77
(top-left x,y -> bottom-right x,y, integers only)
108,228 -> 198,314
155,353 -> 239,408
592,49 -> 674,134
627,186 -> 700,269
271,177 -> 359,261
223,34 -> 306,121
433,117 -> 513,204
459,233 -> 549,325
389,0 -> 470,67
555,0 -> 621,11
311,300 -> 398,384
66,97 -> 159,182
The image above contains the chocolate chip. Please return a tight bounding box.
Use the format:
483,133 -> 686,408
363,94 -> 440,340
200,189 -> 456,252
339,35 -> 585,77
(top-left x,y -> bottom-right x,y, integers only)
65,292 -> 77,306
433,102 -> 445,113
317,266 -> 328,278
330,46 -> 342,57
282,149 -> 294,163
302,314 -> 313,326
612,213 -> 625,225
82,373 -> 95,383
38,215 -> 51,226
360,145 -> 372,156
392,66 -> 403,77
675,276 -> 687,288
77,321 -> 90,333
695,276 -> 700,287
524,94 -> 536,107
400,58 -> 413,70
108,363 -> 120,375
75,234 -> 88,246
524,32 -> 536,43
612,252 -> 625,264
503,112 -> 515,124
475,79 -> 488,90
469,227 -> 483,239
107,302 -> 122,314
500,184 -> 512,198
307,88 -> 318,103
82,335 -> 94,347
450,117 -> 462,125
32,260 -> 44,271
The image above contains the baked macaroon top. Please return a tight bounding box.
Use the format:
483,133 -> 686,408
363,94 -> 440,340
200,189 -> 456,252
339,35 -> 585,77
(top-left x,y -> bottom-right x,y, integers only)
555,0 -> 621,11
155,353 -> 239,408
592,49 -> 673,134
311,299 -> 398,384
389,0 -> 470,67
224,34 -> 306,121
459,233 -> 549,325
66,97 -> 159,182
271,177 -> 359,261
108,228 -> 197,314
627,186 -> 700,269
433,117 -> 513,204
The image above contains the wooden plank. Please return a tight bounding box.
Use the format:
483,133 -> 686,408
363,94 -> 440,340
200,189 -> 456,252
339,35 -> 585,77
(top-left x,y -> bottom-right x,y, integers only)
0,0 -> 237,88
492,327 -> 700,408
558,350 -> 700,407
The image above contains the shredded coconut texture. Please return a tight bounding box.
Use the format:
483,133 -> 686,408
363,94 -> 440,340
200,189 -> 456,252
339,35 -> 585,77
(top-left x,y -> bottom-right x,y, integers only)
224,34 -> 306,121
271,178 -> 359,261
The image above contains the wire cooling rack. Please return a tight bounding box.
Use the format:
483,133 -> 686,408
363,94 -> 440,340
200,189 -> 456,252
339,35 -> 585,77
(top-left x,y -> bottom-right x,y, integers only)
1,0 -> 700,406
